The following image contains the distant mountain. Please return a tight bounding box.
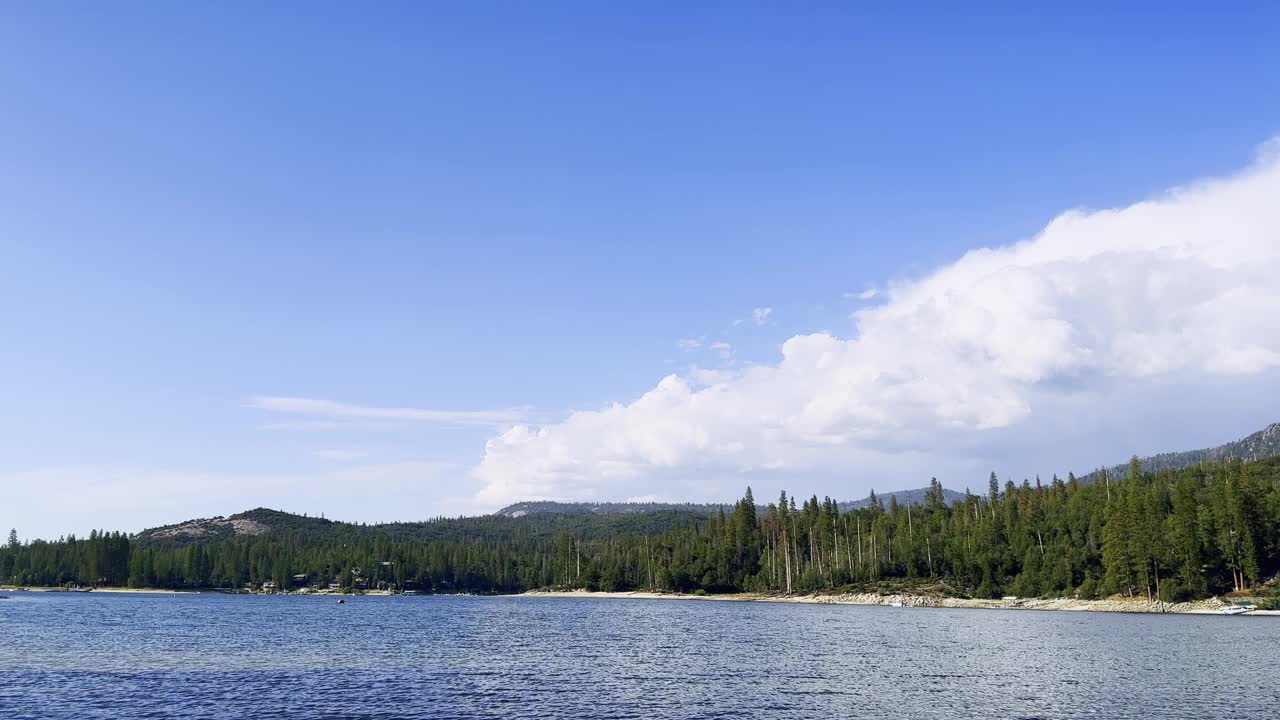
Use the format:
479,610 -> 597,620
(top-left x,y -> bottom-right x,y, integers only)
494,486 -> 967,519
839,487 -> 967,511
134,505 -> 708,547
1084,422 -> 1280,481
137,508 -> 337,544
135,424 -> 1279,546
494,501 -> 727,518
140,488 -> 967,547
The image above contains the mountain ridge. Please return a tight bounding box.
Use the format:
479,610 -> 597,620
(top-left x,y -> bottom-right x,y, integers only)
134,422 -> 1279,544
1083,422 -> 1280,482
493,486 -> 970,519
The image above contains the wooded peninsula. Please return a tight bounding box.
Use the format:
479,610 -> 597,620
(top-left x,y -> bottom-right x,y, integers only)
3,456 -> 1278,605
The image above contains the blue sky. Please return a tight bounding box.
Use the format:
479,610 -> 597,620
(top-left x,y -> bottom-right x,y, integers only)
3,3 -> 1279,539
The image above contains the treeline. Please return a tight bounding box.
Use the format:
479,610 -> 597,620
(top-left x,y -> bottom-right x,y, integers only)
2,457 -> 1278,600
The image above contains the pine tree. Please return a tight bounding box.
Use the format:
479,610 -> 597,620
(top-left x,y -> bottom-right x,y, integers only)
1,455 -> 1277,599
1102,484 -> 1138,596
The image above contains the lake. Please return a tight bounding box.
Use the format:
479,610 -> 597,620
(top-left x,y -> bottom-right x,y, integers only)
1,592 -> 1277,719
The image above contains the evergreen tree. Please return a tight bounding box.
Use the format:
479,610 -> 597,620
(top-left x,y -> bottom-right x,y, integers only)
1,457 -> 1277,600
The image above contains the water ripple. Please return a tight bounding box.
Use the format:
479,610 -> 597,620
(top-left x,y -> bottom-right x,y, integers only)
0,592 -> 1277,719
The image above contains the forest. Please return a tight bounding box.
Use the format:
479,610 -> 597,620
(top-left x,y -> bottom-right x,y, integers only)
2,456 -> 1278,602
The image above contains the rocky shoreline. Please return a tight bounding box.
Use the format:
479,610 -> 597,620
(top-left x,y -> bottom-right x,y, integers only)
522,589 -> 1279,615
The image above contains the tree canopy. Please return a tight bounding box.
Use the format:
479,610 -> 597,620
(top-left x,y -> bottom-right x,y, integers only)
2,456 -> 1277,601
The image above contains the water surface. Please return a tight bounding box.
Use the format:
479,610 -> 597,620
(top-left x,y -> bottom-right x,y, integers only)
1,592 -> 1276,718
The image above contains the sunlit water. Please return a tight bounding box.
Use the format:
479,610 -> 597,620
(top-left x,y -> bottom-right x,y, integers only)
1,592 -> 1277,719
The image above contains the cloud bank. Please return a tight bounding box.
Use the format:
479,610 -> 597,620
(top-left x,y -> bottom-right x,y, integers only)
474,143 -> 1280,505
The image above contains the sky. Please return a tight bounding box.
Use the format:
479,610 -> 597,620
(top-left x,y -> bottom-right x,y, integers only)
2,3 -> 1279,540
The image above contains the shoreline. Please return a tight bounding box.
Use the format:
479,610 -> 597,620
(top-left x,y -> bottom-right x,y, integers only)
5,585 -> 1273,615
1,586 -> 191,595
0,586 -> 397,596
520,589 -> 1280,616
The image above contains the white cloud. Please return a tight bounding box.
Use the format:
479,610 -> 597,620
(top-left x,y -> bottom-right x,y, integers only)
312,448 -> 372,462
676,337 -> 702,351
248,396 -> 528,428
845,288 -> 878,300
709,341 -> 734,361
752,307 -> 773,325
687,367 -> 734,387
473,142 -> 1280,506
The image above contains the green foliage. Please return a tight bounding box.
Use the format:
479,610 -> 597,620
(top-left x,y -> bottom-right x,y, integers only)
2,458 -> 1278,601
1077,575 -> 1099,600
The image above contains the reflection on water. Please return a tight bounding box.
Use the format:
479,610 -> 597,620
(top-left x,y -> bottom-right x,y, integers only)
1,592 -> 1277,719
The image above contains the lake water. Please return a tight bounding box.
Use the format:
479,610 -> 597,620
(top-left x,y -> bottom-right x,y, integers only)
1,592 -> 1277,719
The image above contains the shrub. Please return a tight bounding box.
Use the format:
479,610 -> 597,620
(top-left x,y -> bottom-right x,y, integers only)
1077,576 -> 1099,600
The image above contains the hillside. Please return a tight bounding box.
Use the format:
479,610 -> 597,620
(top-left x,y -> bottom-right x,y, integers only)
134,505 -> 707,548
494,487 -> 967,519
1085,422 -> 1280,481
138,508 -> 335,543
494,500 -> 726,519
132,422 -> 1279,548
8,454 -> 1277,600
138,488 -> 965,547
839,487 -> 967,511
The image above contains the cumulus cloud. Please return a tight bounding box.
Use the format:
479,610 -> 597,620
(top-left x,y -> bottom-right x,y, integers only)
249,396 -> 528,428
845,288 -> 879,300
473,143 -> 1280,506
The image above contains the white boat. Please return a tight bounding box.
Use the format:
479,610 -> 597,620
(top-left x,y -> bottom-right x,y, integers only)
889,601 -> 903,607
1220,606 -> 1251,615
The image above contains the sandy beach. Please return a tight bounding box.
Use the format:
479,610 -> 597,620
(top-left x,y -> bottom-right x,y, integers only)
521,589 -> 1280,616
5,585 -> 1272,614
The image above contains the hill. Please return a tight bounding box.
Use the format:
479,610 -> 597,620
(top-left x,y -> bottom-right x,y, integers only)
133,422 -> 1278,548
494,500 -> 726,519
134,505 -> 707,548
494,487 -> 967,519
9,454 -> 1276,599
138,487 -> 966,548
1085,422 -> 1280,481
138,508 -> 334,543
839,487 -> 967,511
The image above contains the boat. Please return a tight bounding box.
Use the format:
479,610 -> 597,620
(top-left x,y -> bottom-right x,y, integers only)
889,600 -> 904,607
1220,606 -> 1251,615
